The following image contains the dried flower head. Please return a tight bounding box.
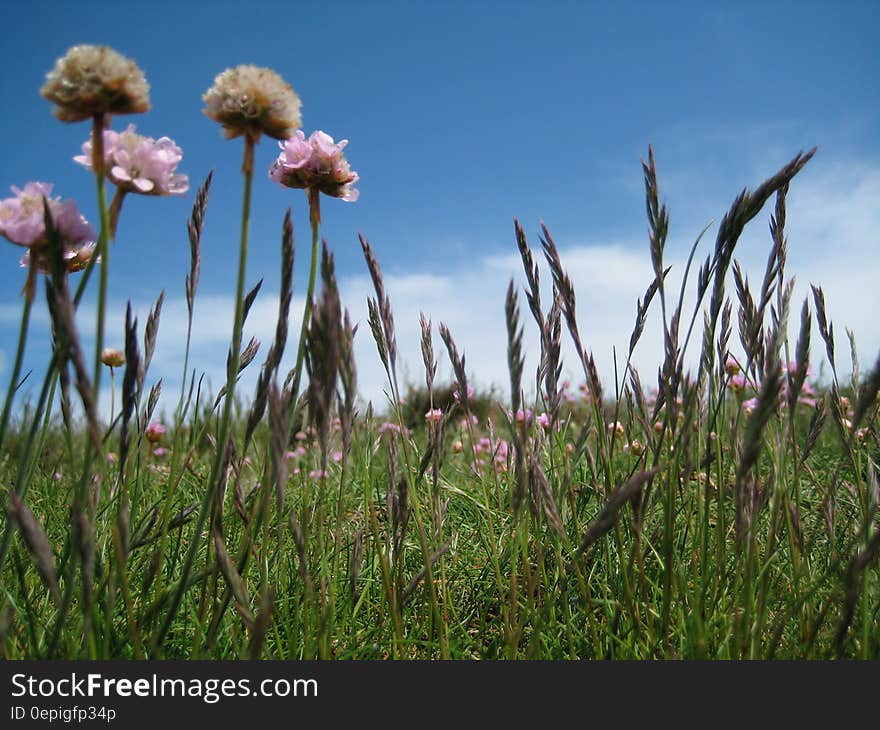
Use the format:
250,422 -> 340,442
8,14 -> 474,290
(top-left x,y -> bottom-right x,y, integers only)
101,348 -> 125,368
203,65 -> 301,141
74,124 -> 189,195
41,45 -> 150,122
270,130 -> 359,201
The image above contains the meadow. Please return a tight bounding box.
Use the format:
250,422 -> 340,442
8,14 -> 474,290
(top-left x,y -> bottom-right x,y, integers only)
0,45 -> 878,660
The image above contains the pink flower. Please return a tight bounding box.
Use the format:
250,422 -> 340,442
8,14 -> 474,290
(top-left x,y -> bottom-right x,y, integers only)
742,397 -> 760,416
607,421 -> 625,438
0,182 -> 94,255
75,124 -> 189,196
309,469 -> 328,480
537,412 -> 551,431
730,374 -> 747,393
513,408 -> 533,425
453,384 -> 474,403
724,355 -> 741,376
331,451 -> 343,463
425,408 -> 443,424
152,446 -> 169,459
285,447 -> 306,460
270,130 -> 359,201
452,440 -> 463,453
145,422 -> 166,443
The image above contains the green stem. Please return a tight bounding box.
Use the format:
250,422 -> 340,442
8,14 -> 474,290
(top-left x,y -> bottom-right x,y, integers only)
154,135 -> 255,650
289,187 -> 320,410
91,113 -> 111,420
0,293 -> 33,451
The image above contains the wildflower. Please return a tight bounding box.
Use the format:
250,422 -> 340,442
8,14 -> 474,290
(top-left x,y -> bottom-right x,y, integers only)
270,130 -> 359,201
285,446 -> 306,460
841,417 -> 853,431
742,397 -> 760,416
653,421 -> 665,434
537,412 -> 551,431
331,451 -> 343,463
628,439 -> 644,456
607,421 -> 625,438
839,396 -> 851,414
377,421 -> 402,435
0,182 -> 94,252
565,443 -> 574,454
145,422 -> 166,443
41,45 -> 150,123
724,355 -> 741,376
203,65 -> 301,141
856,427 -> 868,443
152,446 -> 169,459
309,469 -> 328,480
453,384 -> 475,403
74,124 -> 188,195
101,348 -> 125,368
513,408 -> 533,425
425,408 -> 443,424
730,374 -> 747,393
452,440 -> 463,453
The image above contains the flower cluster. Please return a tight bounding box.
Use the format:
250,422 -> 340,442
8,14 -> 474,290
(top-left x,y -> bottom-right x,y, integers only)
74,124 -> 189,196
41,45 -> 150,123
203,65 -> 301,141
270,130 -> 359,201
0,182 -> 96,274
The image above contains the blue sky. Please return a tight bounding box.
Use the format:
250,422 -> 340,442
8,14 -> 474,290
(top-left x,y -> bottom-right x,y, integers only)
1,0 -> 878,411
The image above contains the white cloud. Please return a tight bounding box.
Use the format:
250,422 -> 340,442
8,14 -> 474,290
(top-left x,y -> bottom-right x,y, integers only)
5,156 -> 879,421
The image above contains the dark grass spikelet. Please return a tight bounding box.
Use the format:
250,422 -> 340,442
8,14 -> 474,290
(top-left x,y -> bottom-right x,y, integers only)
576,468 -> 660,555
213,529 -> 254,629
248,586 -> 275,659
734,325 -> 785,542
438,322 -> 470,414
528,453 -> 564,537
852,350 -> 880,432
401,538 -> 453,606
144,379 -> 162,424
704,149 -> 815,375
359,234 -> 398,374
642,145 -> 669,282
787,299 -> 812,414
242,278 -> 263,327
186,171 -> 213,314
8,494 -> 61,606
505,281 -> 525,417
836,523 -> 880,657
811,284 -> 835,371
143,290 -> 164,386
119,303 -> 141,477
338,311 -> 358,452
45,280 -> 100,451
800,399 -> 827,466
630,272 -> 665,358
247,215 -> 292,442
514,219 -> 544,335
305,244 -> 343,454
543,293 -> 563,428
420,312 -> 436,395
366,298 -> 388,372
267,383 -> 291,514
505,281 -> 527,516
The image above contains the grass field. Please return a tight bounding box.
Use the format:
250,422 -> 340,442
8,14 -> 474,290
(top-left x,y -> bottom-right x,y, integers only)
1,48 -> 878,660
